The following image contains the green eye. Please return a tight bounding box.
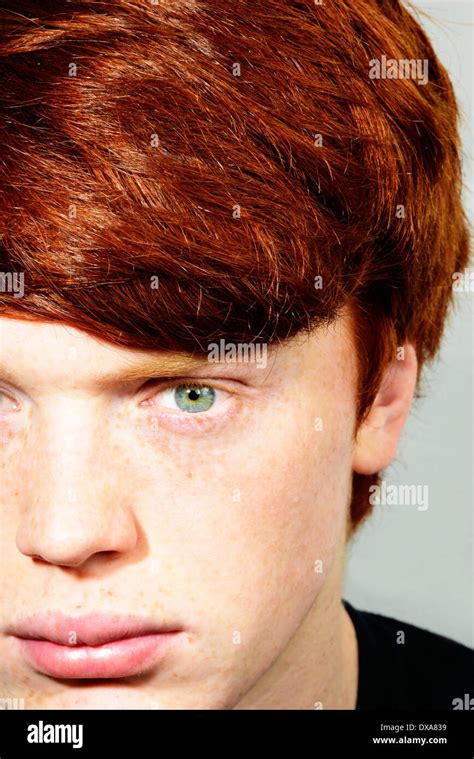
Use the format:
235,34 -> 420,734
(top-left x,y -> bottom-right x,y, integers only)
174,384 -> 216,413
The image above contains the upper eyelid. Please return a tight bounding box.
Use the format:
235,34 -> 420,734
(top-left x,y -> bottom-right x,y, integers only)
0,386 -> 18,400
140,376 -> 242,393
139,378 -> 235,403
0,376 -> 254,406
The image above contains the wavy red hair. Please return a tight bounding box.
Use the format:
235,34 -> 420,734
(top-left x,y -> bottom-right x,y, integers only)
0,0 -> 469,528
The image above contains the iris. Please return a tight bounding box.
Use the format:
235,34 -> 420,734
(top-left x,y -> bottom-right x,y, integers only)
174,384 -> 216,413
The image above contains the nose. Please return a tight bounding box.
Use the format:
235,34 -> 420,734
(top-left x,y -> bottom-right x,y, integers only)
15,401 -> 138,568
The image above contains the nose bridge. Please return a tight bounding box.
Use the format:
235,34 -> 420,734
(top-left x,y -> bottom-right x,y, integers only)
42,396 -> 98,496
16,395 -> 138,567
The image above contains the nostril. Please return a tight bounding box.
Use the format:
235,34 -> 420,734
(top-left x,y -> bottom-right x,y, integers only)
30,554 -> 51,566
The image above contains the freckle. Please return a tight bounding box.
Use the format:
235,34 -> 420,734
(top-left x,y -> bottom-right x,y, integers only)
186,470 -> 193,479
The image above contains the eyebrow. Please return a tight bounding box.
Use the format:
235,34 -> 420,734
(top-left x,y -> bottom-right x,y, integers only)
0,353 -> 211,389
100,354 -> 211,384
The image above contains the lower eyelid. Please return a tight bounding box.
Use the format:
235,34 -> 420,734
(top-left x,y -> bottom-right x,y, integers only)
140,393 -> 239,435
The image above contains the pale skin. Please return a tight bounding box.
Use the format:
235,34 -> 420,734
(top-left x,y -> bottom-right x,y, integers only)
0,314 -> 417,709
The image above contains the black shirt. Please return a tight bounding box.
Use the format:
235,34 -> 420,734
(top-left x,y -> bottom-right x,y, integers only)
343,600 -> 474,710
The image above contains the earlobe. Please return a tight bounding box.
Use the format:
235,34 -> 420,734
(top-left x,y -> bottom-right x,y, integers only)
352,344 -> 418,475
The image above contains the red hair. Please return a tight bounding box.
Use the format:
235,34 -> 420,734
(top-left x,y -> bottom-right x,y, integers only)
0,0 -> 469,528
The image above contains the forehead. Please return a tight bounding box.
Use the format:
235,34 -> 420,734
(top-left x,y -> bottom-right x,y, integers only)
0,317 -> 207,388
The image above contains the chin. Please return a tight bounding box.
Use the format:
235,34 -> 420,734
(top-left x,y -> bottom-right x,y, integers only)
27,687 -> 162,710
26,683 -> 236,711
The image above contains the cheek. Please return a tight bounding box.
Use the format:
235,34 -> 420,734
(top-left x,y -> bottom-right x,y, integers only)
220,398 -> 353,607
123,386 -> 354,641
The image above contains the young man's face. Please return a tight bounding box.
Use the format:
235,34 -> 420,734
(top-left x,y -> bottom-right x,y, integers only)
0,314 -> 361,708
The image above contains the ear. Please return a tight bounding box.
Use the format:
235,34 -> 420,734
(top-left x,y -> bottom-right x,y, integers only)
352,344 -> 418,475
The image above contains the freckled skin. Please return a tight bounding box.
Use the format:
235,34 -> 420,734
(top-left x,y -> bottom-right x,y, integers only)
0,316 -> 360,709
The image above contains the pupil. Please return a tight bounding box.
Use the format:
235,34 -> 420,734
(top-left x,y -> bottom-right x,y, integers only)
188,389 -> 200,401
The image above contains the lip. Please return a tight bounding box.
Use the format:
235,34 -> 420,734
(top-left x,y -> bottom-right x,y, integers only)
8,612 -> 183,679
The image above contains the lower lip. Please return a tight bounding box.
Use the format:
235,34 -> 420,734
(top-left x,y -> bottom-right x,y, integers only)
16,632 -> 182,679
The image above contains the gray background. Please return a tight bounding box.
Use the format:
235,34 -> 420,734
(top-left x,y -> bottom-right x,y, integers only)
343,1 -> 473,648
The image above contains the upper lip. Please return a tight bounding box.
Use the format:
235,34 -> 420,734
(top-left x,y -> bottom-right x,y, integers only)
7,612 -> 181,647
